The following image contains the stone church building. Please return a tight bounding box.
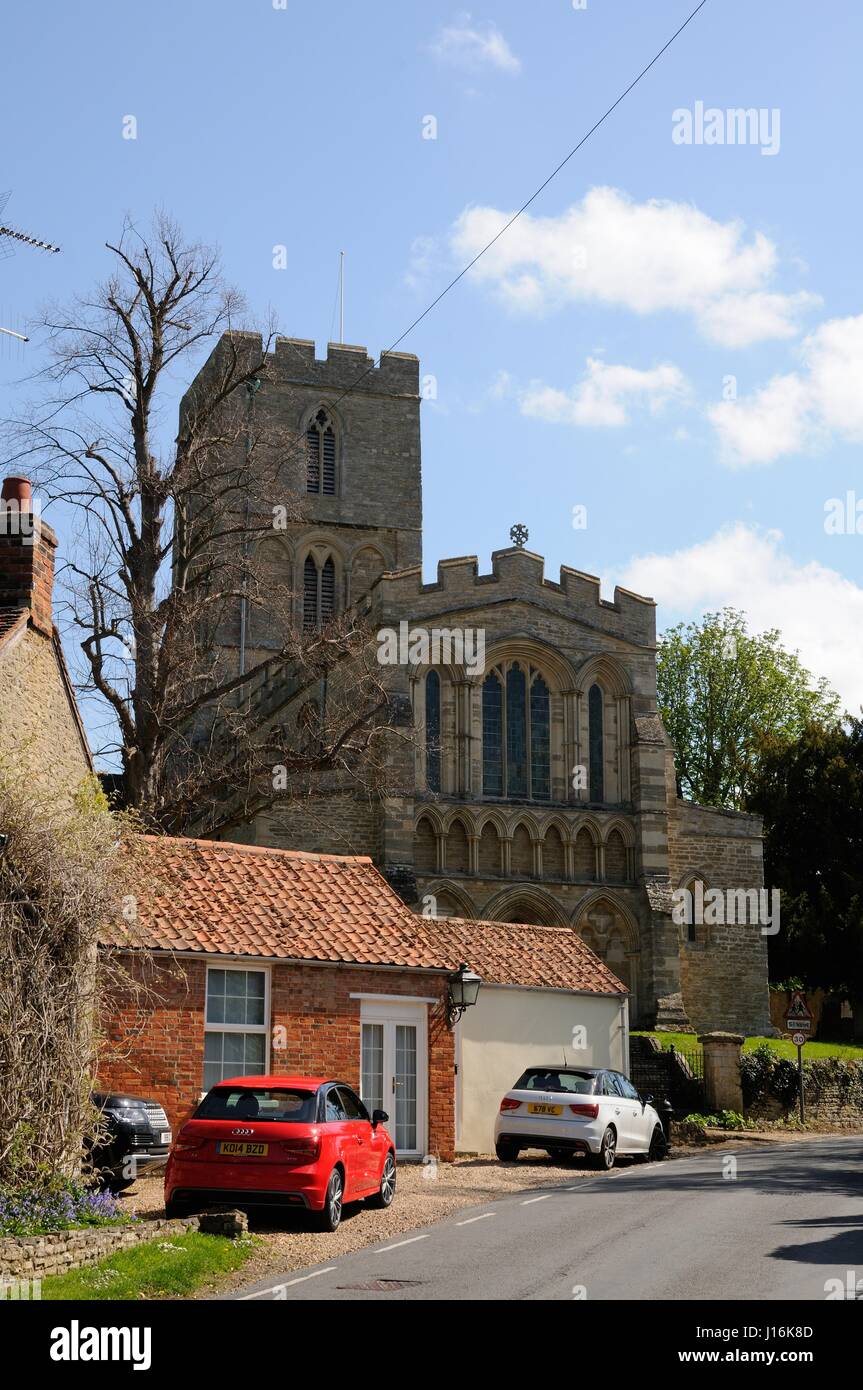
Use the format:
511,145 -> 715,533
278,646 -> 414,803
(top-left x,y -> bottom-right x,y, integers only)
192,333 -> 772,1036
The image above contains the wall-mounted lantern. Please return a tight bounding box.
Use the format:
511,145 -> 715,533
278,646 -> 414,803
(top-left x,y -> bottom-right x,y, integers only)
446,962 -> 481,1028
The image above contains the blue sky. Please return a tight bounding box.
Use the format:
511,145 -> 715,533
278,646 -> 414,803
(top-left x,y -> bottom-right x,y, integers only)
2,0 -> 862,739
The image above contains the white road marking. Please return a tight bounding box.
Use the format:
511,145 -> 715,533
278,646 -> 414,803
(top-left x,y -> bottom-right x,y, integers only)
456,1212 -> 496,1226
375,1234 -> 431,1252
241,1266 -> 337,1298
521,1194 -> 553,1205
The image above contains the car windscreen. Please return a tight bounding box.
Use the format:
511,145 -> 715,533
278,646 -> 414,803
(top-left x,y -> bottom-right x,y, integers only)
513,1069 -> 597,1095
193,1087 -> 318,1123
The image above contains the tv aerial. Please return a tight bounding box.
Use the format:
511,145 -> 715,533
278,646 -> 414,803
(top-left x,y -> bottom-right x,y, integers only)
0,190 -> 61,343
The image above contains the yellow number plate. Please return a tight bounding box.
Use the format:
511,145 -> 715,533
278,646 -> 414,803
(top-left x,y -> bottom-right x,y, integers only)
216,1141 -> 268,1156
528,1103 -> 562,1116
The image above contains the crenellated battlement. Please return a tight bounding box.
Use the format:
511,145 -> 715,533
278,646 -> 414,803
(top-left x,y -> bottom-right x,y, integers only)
206,332 -> 421,396
372,546 -> 656,646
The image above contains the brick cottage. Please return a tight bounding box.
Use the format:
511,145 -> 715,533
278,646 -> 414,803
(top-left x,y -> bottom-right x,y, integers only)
98,836 -> 628,1159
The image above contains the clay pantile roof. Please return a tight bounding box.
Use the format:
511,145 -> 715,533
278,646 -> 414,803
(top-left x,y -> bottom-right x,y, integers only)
425,917 -> 627,995
101,835 -> 626,996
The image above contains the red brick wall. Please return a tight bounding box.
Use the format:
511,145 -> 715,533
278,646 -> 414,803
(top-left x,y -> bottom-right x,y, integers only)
98,954 -> 455,1159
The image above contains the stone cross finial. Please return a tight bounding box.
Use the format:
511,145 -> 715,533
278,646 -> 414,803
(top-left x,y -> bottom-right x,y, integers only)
510,523 -> 528,548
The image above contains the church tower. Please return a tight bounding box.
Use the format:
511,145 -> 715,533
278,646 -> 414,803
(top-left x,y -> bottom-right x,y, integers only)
249,336 -> 422,633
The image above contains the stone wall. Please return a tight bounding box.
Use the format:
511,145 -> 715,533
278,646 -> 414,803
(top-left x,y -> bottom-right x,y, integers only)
0,1216 -> 197,1281
668,797 -> 771,1034
745,1058 -> 863,1128
0,625 -> 91,804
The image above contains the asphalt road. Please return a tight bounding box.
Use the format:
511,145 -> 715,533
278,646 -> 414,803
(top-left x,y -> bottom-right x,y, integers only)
226,1136 -> 863,1301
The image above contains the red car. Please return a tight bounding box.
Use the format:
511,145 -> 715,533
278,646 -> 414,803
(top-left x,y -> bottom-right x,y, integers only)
164,1075 -> 396,1231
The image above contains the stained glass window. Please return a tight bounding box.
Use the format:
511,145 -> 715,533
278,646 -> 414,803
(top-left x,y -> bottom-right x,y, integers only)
506,663 -> 527,797
426,670 -> 441,792
482,662 -> 551,800
482,673 -> 503,796
530,675 -> 550,800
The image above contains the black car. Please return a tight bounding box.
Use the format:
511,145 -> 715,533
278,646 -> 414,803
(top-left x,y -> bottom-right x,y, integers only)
89,1092 -> 173,1191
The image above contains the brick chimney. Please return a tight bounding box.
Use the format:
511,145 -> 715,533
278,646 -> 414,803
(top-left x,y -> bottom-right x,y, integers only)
0,476 -> 57,636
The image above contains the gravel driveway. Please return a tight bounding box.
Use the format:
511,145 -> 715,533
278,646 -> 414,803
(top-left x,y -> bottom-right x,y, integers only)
116,1150 -> 640,1296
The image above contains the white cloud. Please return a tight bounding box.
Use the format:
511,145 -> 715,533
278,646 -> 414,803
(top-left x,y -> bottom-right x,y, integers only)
404,234 -> 439,291
698,290 -> 820,349
708,373 -> 814,467
449,186 -> 817,345
619,523 -> 863,711
520,358 -> 688,428
431,15 -> 521,73
709,311 -> 863,465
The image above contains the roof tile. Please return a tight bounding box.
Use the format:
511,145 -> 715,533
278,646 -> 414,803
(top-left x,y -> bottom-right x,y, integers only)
101,836 -> 626,996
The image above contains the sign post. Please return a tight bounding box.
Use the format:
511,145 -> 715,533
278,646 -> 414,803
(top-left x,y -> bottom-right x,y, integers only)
784,992 -> 813,1125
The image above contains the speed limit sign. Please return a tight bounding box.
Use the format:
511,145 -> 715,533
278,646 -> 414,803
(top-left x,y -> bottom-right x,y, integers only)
792,1031 -> 806,1047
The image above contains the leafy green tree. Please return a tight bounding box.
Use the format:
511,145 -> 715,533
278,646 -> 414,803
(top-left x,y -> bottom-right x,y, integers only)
657,608 -> 840,809
748,720 -> 863,1031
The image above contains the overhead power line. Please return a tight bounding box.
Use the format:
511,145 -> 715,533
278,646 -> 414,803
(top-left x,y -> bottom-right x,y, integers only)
272,0 -> 710,467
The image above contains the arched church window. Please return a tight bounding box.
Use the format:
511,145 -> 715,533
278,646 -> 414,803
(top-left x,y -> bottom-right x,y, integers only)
306,408 -> 337,495
482,661 -> 551,800
425,670 -> 441,793
303,553 -> 337,629
589,683 -> 604,802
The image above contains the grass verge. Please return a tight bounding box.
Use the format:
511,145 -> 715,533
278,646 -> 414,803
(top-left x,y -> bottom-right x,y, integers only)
632,1031 -> 863,1061
41,1231 -> 259,1301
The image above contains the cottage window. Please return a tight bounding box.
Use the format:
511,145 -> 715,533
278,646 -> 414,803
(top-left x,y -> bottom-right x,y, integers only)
203,967 -> 269,1089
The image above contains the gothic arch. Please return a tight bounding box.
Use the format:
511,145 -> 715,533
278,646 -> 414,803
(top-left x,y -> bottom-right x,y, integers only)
509,811 -> 542,839
572,815 -> 602,844
295,534 -> 347,622
247,535 -> 293,649
480,884 -> 570,928
470,634 -> 578,692
474,809 -> 509,836
678,866 -> 713,890
571,890 -> 641,953
602,816 -> 636,847
541,813 -> 572,842
413,814 -> 440,875
574,653 -> 632,699
444,815 -> 472,875
349,542 -> 389,604
417,879 -> 476,920
677,868 -> 713,946
414,805 -> 445,837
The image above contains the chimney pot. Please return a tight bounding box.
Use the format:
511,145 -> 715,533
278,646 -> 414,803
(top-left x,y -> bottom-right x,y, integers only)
1,476 -> 33,507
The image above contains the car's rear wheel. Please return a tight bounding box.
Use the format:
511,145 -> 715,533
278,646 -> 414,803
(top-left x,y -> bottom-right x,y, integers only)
648,1123 -> 668,1161
367,1152 -> 396,1209
588,1126 -> 617,1171
316,1167 -> 344,1232
495,1140 -> 519,1162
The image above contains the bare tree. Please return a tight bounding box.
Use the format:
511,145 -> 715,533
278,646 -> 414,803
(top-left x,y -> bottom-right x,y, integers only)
4,214 -> 409,831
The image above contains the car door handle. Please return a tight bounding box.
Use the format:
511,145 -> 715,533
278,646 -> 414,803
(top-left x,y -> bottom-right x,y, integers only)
614,1107 -> 621,1114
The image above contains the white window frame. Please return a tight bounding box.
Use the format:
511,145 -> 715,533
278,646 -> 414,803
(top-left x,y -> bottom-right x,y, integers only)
204,963 -> 271,1086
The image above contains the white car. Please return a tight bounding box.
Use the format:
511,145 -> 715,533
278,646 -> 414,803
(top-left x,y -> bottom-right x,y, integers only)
494,1066 -> 667,1170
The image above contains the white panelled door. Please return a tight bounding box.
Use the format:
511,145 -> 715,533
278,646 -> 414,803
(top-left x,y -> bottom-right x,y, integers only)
359,1000 -> 428,1159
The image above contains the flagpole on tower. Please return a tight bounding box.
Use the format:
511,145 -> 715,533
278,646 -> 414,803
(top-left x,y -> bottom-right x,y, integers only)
339,250 -> 344,344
